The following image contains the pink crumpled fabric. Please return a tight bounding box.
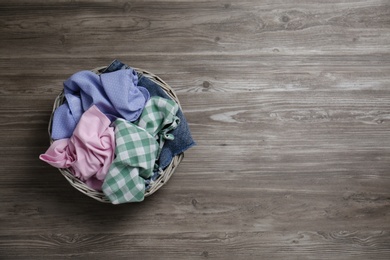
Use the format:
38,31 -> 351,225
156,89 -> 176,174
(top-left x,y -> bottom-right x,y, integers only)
40,105 -> 115,190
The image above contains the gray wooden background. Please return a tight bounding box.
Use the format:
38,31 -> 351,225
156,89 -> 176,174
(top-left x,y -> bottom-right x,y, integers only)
1,0 -> 389,259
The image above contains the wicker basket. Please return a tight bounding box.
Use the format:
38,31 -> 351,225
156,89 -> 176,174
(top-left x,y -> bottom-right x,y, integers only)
47,66 -> 184,203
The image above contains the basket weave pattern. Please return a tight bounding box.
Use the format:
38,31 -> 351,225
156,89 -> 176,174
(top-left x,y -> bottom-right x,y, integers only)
47,66 -> 184,203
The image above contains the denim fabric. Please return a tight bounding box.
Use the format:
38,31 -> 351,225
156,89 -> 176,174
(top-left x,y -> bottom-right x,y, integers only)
102,59 -> 133,74
144,166 -> 162,190
137,76 -> 196,169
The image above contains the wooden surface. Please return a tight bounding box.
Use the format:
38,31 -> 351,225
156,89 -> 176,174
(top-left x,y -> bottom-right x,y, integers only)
1,0 -> 390,259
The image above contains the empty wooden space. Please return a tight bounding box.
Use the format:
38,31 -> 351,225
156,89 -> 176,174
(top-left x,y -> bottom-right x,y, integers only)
0,0 -> 389,259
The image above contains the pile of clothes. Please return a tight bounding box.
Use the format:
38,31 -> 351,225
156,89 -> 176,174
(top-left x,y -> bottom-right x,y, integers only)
39,60 -> 195,204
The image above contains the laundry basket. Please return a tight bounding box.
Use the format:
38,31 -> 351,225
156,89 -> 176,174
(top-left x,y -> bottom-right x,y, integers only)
47,66 -> 184,203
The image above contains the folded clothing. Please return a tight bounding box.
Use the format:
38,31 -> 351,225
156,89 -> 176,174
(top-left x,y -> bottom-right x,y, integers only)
51,69 -> 150,140
40,105 -> 115,190
102,97 -> 180,204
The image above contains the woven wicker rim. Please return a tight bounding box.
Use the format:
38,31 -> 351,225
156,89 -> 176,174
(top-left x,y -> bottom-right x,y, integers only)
47,66 -> 184,203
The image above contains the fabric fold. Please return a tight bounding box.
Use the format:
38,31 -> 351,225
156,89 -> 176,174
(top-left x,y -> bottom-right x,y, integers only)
102,119 -> 158,204
51,69 -> 150,140
103,59 -> 196,171
102,97 -> 180,204
40,105 -> 115,190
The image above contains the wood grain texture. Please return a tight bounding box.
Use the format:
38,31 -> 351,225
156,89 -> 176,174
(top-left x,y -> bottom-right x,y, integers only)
0,0 -> 389,259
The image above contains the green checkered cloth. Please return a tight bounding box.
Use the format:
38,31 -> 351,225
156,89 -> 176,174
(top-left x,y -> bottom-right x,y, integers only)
137,96 -> 180,157
102,97 -> 180,204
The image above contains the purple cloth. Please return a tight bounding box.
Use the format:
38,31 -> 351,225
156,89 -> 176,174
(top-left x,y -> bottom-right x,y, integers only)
40,105 -> 115,190
51,69 -> 150,140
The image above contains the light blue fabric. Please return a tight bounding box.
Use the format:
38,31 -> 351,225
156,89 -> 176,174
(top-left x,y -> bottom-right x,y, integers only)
51,69 -> 150,140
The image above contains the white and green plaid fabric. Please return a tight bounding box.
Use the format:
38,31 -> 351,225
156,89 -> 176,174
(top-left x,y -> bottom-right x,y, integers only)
137,96 -> 180,137
102,97 -> 180,204
137,96 -> 180,158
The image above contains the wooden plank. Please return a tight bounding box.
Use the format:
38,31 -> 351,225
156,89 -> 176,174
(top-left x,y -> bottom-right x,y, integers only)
1,232 -> 390,259
0,55 -> 390,96
0,1 -> 389,58
1,181 -> 389,233
0,0 -> 389,258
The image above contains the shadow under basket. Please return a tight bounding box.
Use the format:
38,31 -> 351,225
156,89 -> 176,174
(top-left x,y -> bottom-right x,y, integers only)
47,66 -> 184,203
